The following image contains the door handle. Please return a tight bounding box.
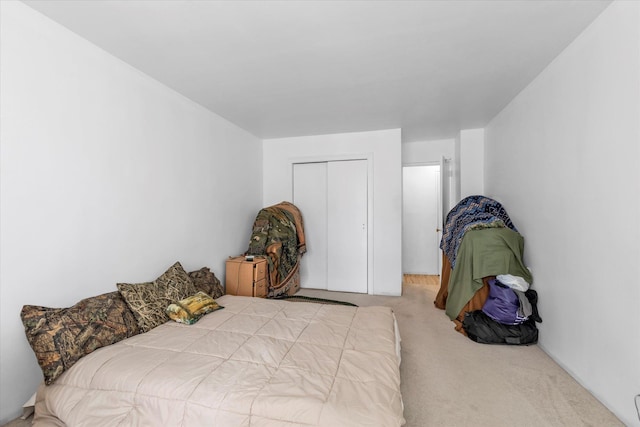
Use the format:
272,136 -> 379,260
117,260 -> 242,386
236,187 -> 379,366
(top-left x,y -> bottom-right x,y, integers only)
436,228 -> 442,232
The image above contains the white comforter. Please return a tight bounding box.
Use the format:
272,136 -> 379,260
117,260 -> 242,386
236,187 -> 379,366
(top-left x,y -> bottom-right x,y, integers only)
34,295 -> 405,426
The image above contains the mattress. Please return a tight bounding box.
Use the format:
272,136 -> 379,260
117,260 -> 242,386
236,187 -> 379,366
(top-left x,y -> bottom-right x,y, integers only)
33,295 -> 405,426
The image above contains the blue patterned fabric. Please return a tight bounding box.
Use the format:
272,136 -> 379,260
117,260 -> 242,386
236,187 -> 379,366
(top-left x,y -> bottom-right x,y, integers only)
440,195 -> 517,267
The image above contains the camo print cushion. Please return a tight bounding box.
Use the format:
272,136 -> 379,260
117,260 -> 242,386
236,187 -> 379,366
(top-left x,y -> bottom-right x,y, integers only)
166,291 -> 224,325
117,262 -> 197,333
188,267 -> 224,298
21,291 -> 140,385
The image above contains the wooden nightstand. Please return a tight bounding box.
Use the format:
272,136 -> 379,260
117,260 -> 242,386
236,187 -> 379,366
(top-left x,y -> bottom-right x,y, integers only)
225,256 -> 268,297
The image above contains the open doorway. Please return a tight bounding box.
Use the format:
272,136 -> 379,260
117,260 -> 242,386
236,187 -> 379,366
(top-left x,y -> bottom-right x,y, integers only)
402,164 -> 441,275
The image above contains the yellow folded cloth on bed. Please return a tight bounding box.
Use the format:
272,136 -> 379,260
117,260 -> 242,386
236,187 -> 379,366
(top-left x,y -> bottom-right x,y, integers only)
166,292 -> 223,325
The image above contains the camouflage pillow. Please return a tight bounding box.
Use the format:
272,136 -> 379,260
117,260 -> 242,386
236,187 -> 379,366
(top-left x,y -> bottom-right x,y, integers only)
117,262 -> 197,333
21,291 -> 140,385
166,291 -> 224,325
188,267 -> 224,298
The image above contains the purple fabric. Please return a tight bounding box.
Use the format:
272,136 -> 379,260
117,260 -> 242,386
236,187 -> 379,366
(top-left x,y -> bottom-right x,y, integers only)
482,279 -> 525,325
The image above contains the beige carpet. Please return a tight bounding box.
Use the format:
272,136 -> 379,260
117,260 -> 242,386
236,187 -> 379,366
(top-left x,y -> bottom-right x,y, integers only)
298,277 -> 623,427
3,278 -> 622,427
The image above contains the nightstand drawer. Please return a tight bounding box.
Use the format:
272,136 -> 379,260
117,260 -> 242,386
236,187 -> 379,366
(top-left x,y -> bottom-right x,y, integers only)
253,260 -> 267,281
254,278 -> 267,298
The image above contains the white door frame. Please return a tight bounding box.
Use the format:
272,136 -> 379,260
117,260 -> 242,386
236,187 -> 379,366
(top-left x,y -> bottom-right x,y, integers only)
289,153 -> 375,294
402,161 -> 443,276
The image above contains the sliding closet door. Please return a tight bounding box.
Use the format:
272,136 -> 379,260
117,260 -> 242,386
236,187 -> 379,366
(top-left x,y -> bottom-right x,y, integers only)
293,162 -> 328,290
327,160 -> 368,293
293,159 -> 368,293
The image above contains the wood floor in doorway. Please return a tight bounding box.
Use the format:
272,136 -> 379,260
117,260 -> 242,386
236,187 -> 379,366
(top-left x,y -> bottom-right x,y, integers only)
403,274 -> 440,286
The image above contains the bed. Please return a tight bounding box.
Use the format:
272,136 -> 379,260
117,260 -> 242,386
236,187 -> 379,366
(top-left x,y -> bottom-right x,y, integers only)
434,195 -> 532,334
29,294 -> 405,426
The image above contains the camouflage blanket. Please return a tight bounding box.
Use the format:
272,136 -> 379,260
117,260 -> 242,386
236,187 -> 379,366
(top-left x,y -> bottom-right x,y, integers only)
246,202 -> 305,297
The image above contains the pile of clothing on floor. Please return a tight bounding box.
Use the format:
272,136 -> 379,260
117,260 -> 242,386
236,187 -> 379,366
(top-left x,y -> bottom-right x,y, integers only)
462,273 -> 542,345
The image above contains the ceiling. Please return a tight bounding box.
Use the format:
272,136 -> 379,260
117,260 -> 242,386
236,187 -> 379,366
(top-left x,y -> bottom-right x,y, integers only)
22,0 -> 610,142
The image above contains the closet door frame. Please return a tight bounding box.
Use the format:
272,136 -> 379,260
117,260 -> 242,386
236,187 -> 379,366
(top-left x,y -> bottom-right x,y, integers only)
289,153 -> 375,295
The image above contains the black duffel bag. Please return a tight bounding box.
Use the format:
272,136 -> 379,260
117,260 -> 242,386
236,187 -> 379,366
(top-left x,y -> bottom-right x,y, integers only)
462,310 -> 538,345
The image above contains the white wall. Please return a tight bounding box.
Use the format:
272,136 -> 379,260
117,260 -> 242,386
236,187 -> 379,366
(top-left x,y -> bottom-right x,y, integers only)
0,2 -> 263,423
402,138 -> 455,164
454,135 -> 462,205
484,2 -> 640,425
459,128 -> 485,199
262,129 -> 403,296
